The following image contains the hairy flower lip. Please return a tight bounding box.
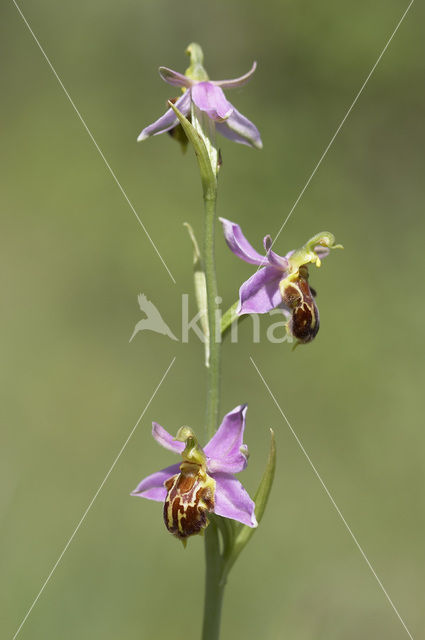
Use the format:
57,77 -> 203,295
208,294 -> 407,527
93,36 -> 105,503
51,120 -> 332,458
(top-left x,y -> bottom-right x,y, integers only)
138,60 -> 262,149
131,404 -> 257,529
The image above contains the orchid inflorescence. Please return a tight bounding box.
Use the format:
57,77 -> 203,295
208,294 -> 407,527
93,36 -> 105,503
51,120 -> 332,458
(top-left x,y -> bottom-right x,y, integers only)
132,42 -> 341,639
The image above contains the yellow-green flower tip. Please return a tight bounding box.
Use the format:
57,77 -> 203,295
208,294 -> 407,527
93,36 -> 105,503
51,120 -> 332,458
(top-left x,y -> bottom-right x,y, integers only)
185,42 -> 209,82
175,426 -> 195,442
289,231 -> 342,272
175,427 -> 207,467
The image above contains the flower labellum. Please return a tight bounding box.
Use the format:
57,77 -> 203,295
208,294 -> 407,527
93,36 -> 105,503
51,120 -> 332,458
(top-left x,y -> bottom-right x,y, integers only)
137,43 -> 262,150
163,428 -> 216,542
279,264 -> 319,344
220,218 -> 342,344
131,405 -> 257,544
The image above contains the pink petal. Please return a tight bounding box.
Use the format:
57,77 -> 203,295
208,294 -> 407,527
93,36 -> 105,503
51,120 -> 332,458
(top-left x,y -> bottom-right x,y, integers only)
213,62 -> 257,89
131,463 -> 180,502
137,91 -> 191,141
238,266 -> 283,315
213,472 -> 257,528
219,218 -> 266,265
191,82 -> 233,121
262,235 -> 289,269
314,245 -> 331,260
204,405 -> 248,474
263,235 -> 273,252
159,66 -> 192,88
152,422 -> 185,454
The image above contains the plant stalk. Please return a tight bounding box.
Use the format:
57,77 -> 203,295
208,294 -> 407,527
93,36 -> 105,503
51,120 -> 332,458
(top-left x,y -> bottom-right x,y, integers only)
202,523 -> 225,640
188,98 -> 224,638
204,189 -> 220,441
201,167 -> 225,640
191,106 -> 224,638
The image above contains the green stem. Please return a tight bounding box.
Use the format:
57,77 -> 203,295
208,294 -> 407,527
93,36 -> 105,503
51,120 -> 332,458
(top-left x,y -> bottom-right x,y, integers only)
189,101 -> 223,638
220,301 -> 250,339
202,190 -> 226,640
202,523 -> 225,640
221,301 -> 239,337
204,190 -> 220,441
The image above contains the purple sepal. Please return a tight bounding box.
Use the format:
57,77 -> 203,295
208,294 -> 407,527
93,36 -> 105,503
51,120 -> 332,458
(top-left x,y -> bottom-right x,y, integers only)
214,472 -> 258,528
137,91 -> 191,141
219,106 -> 263,149
238,266 -> 283,315
219,218 -> 265,265
220,219 -> 295,315
215,122 -> 254,147
204,405 -> 248,474
152,422 -> 185,454
131,463 -> 180,502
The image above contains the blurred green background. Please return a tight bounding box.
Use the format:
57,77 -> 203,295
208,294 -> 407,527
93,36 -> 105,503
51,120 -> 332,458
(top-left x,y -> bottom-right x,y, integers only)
1,0 -> 424,638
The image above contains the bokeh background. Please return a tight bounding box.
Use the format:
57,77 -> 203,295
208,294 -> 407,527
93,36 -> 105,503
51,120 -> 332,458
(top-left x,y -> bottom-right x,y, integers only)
1,1 -> 424,638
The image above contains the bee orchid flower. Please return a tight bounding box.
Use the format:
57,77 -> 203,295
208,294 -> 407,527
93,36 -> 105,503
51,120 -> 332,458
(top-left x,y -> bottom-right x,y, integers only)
220,218 -> 342,343
131,405 -> 257,543
137,43 -> 262,150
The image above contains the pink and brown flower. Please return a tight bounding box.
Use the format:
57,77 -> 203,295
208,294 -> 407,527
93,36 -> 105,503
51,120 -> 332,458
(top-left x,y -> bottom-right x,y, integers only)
131,405 -> 257,543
